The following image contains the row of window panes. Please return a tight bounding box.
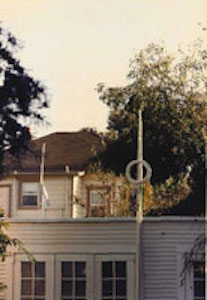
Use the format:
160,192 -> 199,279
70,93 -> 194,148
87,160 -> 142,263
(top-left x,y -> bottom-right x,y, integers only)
62,262 -> 86,298
102,262 -> 126,278
22,260 -> 206,300
194,262 -> 205,300
21,183 -> 109,208
62,280 -> 86,297
102,262 -> 127,299
62,262 -> 86,278
21,262 -> 45,298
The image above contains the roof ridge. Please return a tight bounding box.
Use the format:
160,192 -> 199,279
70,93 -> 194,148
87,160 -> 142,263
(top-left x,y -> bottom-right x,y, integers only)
34,129 -> 101,141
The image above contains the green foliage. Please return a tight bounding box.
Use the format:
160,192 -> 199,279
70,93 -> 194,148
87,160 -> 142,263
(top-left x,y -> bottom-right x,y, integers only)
0,209 -> 34,296
0,25 -> 48,173
144,174 -> 191,215
97,42 -> 206,215
0,25 -> 47,295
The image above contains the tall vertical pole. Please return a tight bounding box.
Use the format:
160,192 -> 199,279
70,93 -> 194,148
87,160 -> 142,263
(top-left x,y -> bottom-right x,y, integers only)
137,109 -> 143,221
136,109 -> 143,300
201,129 -> 207,298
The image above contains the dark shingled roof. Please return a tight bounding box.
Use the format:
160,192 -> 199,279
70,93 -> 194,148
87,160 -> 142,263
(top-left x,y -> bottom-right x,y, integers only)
4,130 -> 105,173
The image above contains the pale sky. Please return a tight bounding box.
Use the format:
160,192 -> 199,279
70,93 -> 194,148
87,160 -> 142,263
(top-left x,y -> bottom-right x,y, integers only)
0,0 -> 207,137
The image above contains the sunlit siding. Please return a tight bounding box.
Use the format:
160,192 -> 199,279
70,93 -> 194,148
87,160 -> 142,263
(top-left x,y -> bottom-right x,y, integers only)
0,262 -> 6,300
9,220 -> 136,253
3,217 -> 204,300
13,175 -> 72,219
142,218 -> 204,300
0,178 -> 12,217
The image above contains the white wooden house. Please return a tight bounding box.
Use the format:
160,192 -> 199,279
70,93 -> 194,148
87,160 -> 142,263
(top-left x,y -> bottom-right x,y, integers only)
0,130 -> 205,300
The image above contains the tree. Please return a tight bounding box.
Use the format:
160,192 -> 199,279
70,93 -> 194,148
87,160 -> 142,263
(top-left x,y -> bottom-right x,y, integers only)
0,25 -> 48,173
0,25 -> 48,295
97,43 -> 207,215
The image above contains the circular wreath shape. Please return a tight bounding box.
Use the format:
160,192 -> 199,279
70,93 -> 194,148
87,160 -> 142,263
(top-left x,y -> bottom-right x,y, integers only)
125,159 -> 152,184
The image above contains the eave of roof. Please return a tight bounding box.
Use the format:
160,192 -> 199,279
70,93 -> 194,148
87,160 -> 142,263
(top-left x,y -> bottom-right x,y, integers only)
3,130 -> 105,174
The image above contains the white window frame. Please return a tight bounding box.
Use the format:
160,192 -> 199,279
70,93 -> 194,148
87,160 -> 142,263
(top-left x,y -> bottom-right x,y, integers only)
55,254 -> 93,300
87,186 -> 111,217
95,254 -> 135,300
56,254 -> 135,300
177,245 -> 205,300
20,182 -> 40,208
13,254 -> 54,300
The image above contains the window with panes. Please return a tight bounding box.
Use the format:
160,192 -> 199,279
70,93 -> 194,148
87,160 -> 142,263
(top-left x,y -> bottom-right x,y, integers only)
101,261 -> 127,300
61,261 -> 86,300
21,261 -> 45,300
193,261 -> 205,300
21,182 -> 40,207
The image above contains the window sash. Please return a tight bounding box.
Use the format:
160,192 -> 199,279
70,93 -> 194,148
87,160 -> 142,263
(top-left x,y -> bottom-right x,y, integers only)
21,262 -> 46,298
21,182 -> 40,207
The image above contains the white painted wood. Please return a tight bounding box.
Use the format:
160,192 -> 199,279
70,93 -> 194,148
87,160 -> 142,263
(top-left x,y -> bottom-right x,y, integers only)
95,254 -> 135,300
55,254 -> 93,300
0,261 -> 6,300
1,217 -> 204,300
142,220 -> 204,300
0,186 -> 10,217
13,253 -> 54,300
12,175 -> 72,219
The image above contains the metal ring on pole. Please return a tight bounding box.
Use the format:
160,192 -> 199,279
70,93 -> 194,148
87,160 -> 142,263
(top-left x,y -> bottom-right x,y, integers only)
125,159 -> 152,184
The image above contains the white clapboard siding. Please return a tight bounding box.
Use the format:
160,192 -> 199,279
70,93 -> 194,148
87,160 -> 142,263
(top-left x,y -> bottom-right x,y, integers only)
0,178 -> 13,218
2,217 -> 204,300
0,261 -> 6,299
142,217 -> 204,300
9,219 -> 137,254
13,176 -> 72,218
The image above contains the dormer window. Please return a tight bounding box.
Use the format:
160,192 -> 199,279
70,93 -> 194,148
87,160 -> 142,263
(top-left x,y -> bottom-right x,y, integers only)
21,182 -> 40,208
87,186 -> 110,217
90,190 -> 105,206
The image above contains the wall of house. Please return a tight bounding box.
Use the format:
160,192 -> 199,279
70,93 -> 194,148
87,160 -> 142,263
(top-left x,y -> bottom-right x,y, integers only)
0,175 -> 73,219
0,261 -> 6,299
72,174 -> 86,217
0,173 -> 126,219
0,217 -> 204,300
0,177 -> 13,217
142,217 -> 204,300
73,173 -> 125,217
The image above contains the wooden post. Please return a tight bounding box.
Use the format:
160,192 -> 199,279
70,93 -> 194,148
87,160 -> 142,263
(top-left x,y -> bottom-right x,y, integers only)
136,109 -> 143,300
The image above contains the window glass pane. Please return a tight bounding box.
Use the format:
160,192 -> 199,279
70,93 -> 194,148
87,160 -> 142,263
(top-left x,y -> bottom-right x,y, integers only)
35,262 -> 45,278
116,280 -> 126,296
35,280 -> 45,295
75,280 -> 86,296
21,280 -> 32,295
22,195 -> 38,206
116,262 -> 126,278
22,182 -> 39,206
194,262 -> 205,278
62,280 -> 72,296
194,281 -> 205,297
21,262 -> 32,278
90,190 -> 105,206
102,280 -> 113,296
102,262 -> 112,278
62,262 -> 72,278
75,262 -> 86,278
